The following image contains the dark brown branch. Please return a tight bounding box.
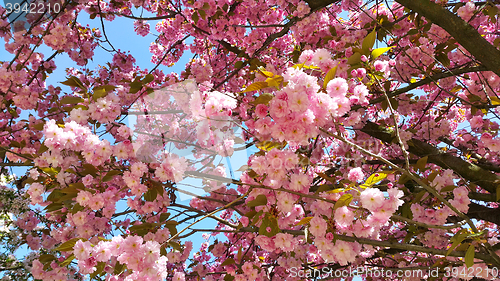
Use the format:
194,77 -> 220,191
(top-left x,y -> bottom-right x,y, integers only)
467,202 -> 500,225
352,65 -> 488,111
113,12 -> 176,20
233,227 -> 498,266
360,121 -> 500,194
395,0 -> 500,77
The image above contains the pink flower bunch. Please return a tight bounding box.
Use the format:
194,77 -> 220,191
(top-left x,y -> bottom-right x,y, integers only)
188,90 -> 238,156
360,187 -> 404,226
250,148 -> 301,181
315,237 -> 361,266
190,59 -> 213,83
27,182 -> 45,205
347,167 -> 364,182
87,94 -> 122,124
40,120 -> 117,168
449,186 -> 471,213
432,169 -> 455,191
155,153 -> 188,183
457,2 -> 476,21
481,133 -> 500,153
134,20 -> 150,37
44,24 -> 72,50
15,211 -> 39,231
411,203 -> 453,225
298,49 -> 328,71
254,233 -> 299,253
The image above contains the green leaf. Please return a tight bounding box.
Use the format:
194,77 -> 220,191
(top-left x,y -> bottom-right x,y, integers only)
257,67 -> 273,77
129,223 -> 155,236
347,52 -> 362,65
44,202 -> 63,213
199,9 -> 206,20
301,65 -> 319,70
466,230 -> 486,239
247,194 -> 268,208
129,81 -> 144,94
33,122 -> 45,131
82,164 -> 99,176
93,85 -> 115,100
446,230 -> 468,256
55,238 -> 82,252
371,46 -> 394,59
224,274 -> 235,281
159,213 -> 171,222
220,258 -> 235,266
113,262 -> 126,275
41,167 -> 61,176
389,97 -> 399,110
168,241 -> 182,251
165,223 -> 177,237
490,96 -> 500,106
47,189 -> 63,203
259,213 -> 280,237
90,262 -> 106,279
407,29 -> 418,36
60,76 -> 86,91
295,216 -> 313,226
242,82 -> 269,93
60,96 -> 84,104
251,210 -> 264,225
314,184 -> 336,193
39,254 -> 56,264
329,26 -> 337,36
415,156 -> 428,171
323,65 -> 338,89
192,11 -> 199,23
266,75 -> 283,89
102,170 -> 121,182
334,193 -> 353,209
59,193 -> 79,202
235,61 -> 244,69
316,172 -> 336,183
152,181 -> 164,196
68,183 -> 85,192
497,186 -> 500,202
59,254 -> 75,267
142,74 -> 154,84
436,52 -> 450,67
71,203 -> 85,214
465,244 -> 475,268
251,93 -> 274,105
144,187 -> 158,202
255,140 -> 284,151
362,28 -> 376,53
327,188 -> 347,194
440,185 -> 457,193
360,171 -> 392,189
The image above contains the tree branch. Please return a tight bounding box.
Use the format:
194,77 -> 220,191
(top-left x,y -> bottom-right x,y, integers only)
360,121 -> 500,194
395,0 -> 500,77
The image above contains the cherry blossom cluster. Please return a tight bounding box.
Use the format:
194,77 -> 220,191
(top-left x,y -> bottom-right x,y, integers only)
2,0 -> 500,280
